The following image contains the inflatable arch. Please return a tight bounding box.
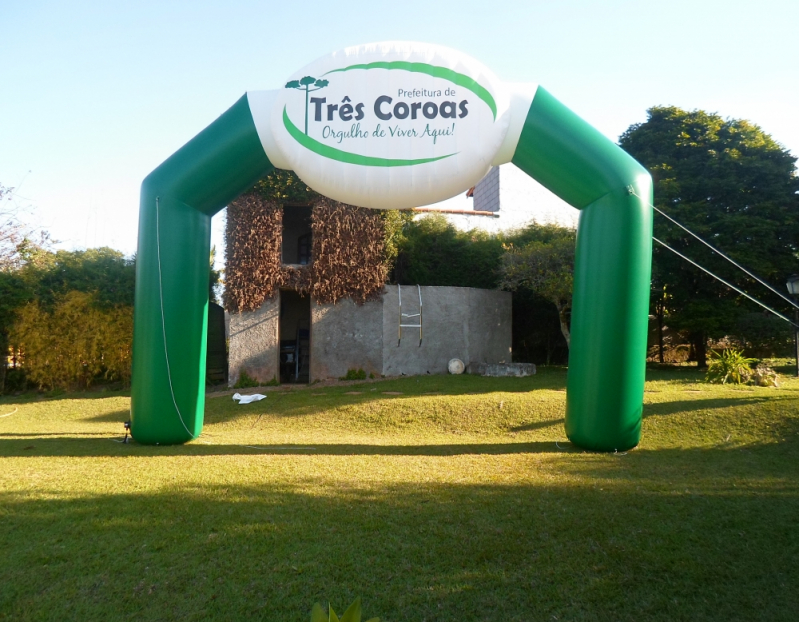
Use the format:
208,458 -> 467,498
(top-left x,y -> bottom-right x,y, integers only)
131,42 -> 652,452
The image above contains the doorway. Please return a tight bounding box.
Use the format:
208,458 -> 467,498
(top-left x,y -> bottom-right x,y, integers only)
279,289 -> 311,383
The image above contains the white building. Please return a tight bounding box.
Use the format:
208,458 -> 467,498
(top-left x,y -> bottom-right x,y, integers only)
415,164 -> 579,233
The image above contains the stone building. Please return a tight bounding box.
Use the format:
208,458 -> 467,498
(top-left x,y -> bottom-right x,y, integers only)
225,191 -> 512,386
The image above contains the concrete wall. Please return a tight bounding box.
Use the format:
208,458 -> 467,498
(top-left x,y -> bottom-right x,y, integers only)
310,296 -> 383,381
229,286 -> 511,384
462,287 -> 513,365
227,296 -> 279,386
382,285 -> 512,376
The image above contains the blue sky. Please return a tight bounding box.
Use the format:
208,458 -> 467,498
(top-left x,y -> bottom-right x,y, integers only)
1,0 -> 796,259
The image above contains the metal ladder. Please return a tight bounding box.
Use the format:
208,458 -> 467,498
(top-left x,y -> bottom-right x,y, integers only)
398,284 -> 422,347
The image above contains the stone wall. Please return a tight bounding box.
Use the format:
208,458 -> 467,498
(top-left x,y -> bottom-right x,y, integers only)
381,285 -> 511,377
228,286 -> 512,384
227,295 -> 279,386
310,296 -> 383,380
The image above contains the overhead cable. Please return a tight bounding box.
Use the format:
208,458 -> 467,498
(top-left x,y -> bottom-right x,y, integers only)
631,190 -> 799,310
652,236 -> 799,329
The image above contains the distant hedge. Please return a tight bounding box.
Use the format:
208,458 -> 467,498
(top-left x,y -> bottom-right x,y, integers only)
391,213 -> 505,289
10,291 -> 133,391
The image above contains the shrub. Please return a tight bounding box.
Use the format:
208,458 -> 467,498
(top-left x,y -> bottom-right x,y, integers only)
233,369 -> 261,388
310,597 -> 378,622
734,312 -> 794,357
705,348 -> 756,385
1,367 -> 27,394
10,291 -> 132,391
392,213 -> 504,289
340,368 -> 367,381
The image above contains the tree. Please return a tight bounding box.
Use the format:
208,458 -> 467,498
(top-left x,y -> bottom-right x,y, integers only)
1,183 -> 50,392
1,247 -> 136,389
25,247 -> 135,309
1,183 -> 21,269
392,213 -> 505,290
1,247 -> 137,393
1,183 -> 31,271
209,245 -> 222,304
620,107 -> 799,366
0,270 -> 31,392
254,169 -> 321,204
499,227 -> 576,348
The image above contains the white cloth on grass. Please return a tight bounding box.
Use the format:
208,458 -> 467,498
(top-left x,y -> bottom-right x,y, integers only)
232,392 -> 266,404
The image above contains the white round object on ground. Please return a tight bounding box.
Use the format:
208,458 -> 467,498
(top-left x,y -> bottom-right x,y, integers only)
448,358 -> 465,375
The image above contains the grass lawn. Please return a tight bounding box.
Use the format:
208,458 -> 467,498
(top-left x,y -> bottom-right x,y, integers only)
1,367 -> 798,621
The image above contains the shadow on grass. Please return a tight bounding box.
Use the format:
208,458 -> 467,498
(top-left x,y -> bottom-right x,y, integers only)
80,409 -> 130,423
0,432 -> 113,437
0,438 -> 577,458
643,395 -> 799,418
0,389 -> 130,406
509,418 -> 564,432
1,447 -> 798,622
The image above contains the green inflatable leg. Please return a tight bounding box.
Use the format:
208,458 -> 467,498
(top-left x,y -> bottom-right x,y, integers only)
512,88 -> 653,451
131,95 -> 273,444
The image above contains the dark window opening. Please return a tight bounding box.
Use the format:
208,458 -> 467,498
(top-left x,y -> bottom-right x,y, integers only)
282,205 -> 313,265
297,233 -> 312,266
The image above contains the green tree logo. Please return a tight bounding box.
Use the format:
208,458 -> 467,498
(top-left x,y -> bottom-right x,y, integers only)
285,76 -> 329,135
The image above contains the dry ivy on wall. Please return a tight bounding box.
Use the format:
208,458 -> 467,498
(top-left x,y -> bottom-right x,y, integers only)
310,198 -> 387,305
224,193 -> 284,312
224,192 -> 386,312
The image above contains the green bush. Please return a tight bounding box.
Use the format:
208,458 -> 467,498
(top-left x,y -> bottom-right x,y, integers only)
310,597 -> 378,622
25,247 -> 136,309
234,369 -> 261,388
392,213 -> 504,289
705,348 -> 756,385
1,367 -> 27,394
340,368 -> 367,381
734,312 -> 794,357
10,291 -> 132,391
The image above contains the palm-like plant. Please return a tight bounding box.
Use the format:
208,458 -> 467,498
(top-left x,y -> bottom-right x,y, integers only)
705,348 -> 756,384
310,597 -> 379,622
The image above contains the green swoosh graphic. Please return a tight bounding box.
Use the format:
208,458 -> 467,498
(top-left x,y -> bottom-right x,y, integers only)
283,107 -> 456,168
323,61 -> 497,120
